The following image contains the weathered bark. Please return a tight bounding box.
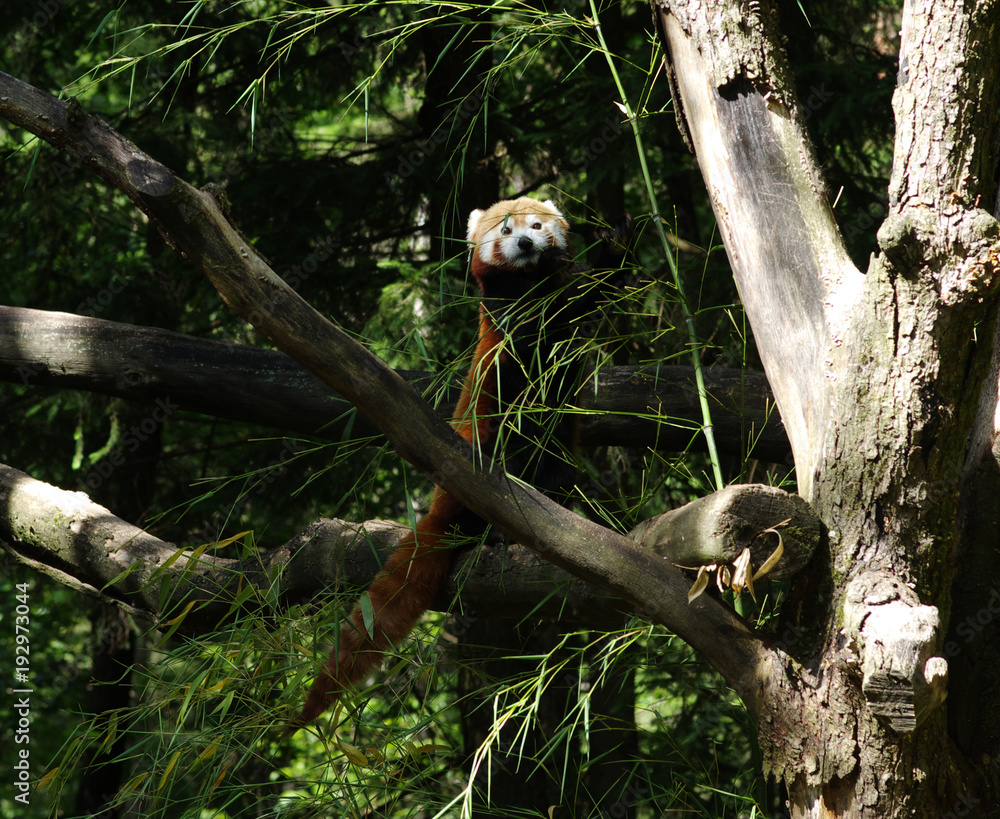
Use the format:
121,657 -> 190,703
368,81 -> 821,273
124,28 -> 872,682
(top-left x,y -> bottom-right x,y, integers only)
653,0 -> 1000,815
0,305 -> 789,459
0,459 -> 622,630
1,458 -> 805,633
630,483 -> 819,582
5,0 -> 999,810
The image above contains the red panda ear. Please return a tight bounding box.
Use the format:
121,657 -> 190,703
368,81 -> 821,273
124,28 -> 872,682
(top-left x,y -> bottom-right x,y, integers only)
467,209 -> 486,242
542,199 -> 564,219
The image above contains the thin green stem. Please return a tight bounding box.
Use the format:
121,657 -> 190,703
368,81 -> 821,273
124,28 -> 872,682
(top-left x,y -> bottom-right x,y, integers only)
588,0 -> 724,491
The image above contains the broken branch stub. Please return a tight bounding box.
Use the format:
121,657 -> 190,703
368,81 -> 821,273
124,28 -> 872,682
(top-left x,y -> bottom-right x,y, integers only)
842,571 -> 948,733
628,484 -> 821,598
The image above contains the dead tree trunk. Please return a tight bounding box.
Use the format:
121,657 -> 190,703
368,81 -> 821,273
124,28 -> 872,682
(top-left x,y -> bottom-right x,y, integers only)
652,0 -> 1000,815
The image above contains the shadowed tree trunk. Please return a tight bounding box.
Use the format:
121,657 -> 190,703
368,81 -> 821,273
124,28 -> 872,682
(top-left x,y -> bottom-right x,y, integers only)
72,402 -> 156,818
652,0 -> 1000,815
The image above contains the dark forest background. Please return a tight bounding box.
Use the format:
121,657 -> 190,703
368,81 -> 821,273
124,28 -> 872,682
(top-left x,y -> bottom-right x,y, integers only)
0,1 -> 896,816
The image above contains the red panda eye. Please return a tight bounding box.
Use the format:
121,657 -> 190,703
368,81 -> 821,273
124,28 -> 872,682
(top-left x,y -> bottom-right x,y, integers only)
501,227 -> 512,236
532,222 -> 542,230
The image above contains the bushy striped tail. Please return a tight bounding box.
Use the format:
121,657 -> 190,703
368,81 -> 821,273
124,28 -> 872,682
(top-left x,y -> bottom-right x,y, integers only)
288,508 -> 457,730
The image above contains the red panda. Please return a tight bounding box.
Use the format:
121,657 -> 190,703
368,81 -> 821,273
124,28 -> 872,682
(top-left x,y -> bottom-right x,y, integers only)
290,197 -> 631,729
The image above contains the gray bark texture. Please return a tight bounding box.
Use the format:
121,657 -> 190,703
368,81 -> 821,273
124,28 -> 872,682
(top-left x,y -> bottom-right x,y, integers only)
652,0 -> 1000,815
0,305 -> 789,460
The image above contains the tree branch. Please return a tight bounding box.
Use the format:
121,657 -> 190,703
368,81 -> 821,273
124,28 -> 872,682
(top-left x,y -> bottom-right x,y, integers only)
0,305 -> 789,460
0,71 -> 766,706
1,458 -> 815,639
0,462 -> 628,632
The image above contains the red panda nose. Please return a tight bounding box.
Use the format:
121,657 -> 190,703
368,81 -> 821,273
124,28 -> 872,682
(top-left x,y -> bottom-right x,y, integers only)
517,237 -> 535,252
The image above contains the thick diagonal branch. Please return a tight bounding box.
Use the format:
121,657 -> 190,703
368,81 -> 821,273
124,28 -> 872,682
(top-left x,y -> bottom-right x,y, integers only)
0,71 -> 768,706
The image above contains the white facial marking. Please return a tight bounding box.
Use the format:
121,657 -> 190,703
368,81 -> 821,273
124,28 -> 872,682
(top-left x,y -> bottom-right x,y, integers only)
469,201 -> 568,269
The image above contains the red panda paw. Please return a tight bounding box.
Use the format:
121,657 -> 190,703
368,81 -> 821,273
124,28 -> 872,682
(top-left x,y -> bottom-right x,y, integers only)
538,245 -> 573,275
594,213 -> 634,254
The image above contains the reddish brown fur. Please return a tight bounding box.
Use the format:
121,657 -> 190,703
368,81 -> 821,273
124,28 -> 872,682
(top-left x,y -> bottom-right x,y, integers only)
292,305 -> 509,728
292,497 -> 460,726
291,199 -> 586,731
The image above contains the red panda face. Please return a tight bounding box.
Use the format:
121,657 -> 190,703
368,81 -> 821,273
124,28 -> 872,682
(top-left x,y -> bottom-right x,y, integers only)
467,197 -> 570,271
